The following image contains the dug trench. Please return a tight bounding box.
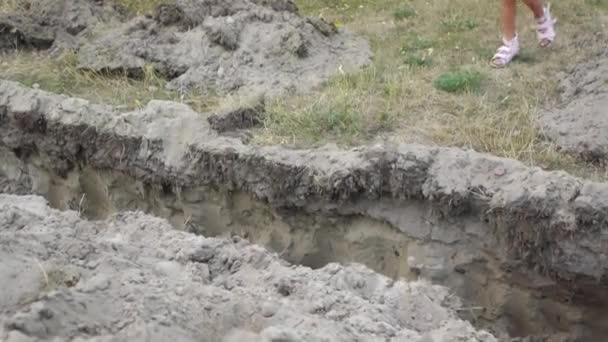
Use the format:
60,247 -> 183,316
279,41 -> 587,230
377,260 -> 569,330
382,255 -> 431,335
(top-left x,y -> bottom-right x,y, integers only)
1,80 -> 608,341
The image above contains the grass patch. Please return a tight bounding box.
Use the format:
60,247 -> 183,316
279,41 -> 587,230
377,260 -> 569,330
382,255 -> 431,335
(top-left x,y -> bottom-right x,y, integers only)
434,70 -> 482,93
440,16 -> 479,32
113,0 -> 173,15
393,7 -> 416,21
0,51 -> 216,112
0,0 -> 171,15
254,0 -> 607,178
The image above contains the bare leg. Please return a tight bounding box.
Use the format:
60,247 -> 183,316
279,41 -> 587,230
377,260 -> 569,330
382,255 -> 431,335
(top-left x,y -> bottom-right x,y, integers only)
502,0 -> 517,40
521,0 -> 545,19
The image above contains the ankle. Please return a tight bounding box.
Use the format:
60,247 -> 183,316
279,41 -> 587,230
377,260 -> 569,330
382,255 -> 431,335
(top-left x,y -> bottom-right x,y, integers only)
503,34 -> 518,43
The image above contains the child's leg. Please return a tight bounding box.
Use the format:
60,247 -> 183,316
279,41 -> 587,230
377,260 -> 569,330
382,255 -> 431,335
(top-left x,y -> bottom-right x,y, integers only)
521,0 -> 545,19
491,0 -> 520,67
502,0 -> 517,40
523,0 -> 556,47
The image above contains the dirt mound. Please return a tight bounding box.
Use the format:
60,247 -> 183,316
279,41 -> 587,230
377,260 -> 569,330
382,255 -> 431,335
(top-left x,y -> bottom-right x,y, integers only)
76,0 -> 371,96
0,194 -> 495,342
539,49 -> 608,161
0,0 -> 119,53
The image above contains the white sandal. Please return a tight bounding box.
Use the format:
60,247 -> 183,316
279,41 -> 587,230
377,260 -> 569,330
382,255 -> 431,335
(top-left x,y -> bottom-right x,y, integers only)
536,3 -> 557,48
490,35 -> 520,68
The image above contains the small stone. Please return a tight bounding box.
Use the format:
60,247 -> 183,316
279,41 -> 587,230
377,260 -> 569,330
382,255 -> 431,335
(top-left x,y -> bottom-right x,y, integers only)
32,83 -> 40,89
261,302 -> 278,317
494,167 -> 506,177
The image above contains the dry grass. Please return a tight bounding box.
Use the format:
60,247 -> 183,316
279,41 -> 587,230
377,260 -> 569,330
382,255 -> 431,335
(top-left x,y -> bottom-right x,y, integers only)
113,0 -> 174,15
254,0 -> 608,178
0,51 -> 217,112
0,0 -> 168,15
0,0 -> 25,13
0,0 -> 607,179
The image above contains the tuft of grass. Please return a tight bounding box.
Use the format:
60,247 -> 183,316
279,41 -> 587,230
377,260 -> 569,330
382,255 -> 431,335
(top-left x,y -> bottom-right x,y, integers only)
433,71 -> 483,93
393,7 -> 416,21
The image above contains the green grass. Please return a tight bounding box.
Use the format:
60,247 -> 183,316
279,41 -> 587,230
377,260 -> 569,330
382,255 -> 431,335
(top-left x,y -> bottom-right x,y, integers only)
393,7 -> 416,21
434,71 -> 482,93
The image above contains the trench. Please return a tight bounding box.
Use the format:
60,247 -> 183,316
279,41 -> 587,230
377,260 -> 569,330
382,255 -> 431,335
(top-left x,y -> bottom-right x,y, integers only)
2,145 -> 607,341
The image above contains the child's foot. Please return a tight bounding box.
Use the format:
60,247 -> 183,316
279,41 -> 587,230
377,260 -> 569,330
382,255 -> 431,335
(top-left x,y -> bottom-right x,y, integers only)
537,3 -> 556,48
491,35 -> 520,68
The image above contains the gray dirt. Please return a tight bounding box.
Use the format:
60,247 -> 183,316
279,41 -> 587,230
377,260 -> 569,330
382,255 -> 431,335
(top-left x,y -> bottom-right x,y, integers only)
0,0 -> 120,54
0,193 -> 497,342
76,0 -> 372,96
538,48 -> 608,161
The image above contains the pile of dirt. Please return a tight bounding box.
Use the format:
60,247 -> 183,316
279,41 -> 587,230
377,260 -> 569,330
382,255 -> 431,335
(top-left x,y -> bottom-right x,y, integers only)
0,0 -> 120,53
539,49 -> 608,161
0,194 -> 496,342
1,0 -> 371,97
76,0 -> 371,96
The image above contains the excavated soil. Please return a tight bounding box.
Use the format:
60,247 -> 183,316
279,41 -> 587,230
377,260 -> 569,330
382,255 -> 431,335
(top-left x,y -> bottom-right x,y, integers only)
1,0 -> 371,97
539,48 -> 608,161
0,0 -> 122,53
2,2 -> 608,341
0,194 -> 497,342
2,80 -> 608,341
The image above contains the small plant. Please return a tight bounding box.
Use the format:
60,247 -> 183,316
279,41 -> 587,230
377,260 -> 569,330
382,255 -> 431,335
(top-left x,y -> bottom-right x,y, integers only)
433,71 -> 482,93
393,6 -> 416,21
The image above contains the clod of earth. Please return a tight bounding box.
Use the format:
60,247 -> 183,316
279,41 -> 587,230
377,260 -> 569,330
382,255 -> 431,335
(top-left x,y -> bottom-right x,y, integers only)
539,48 -> 608,161
2,80 -> 608,340
0,0 -> 121,53
0,194 -> 497,341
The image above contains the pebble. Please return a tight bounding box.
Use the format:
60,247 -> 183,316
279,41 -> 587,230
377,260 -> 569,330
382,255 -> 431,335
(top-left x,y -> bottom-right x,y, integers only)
261,302 -> 278,317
